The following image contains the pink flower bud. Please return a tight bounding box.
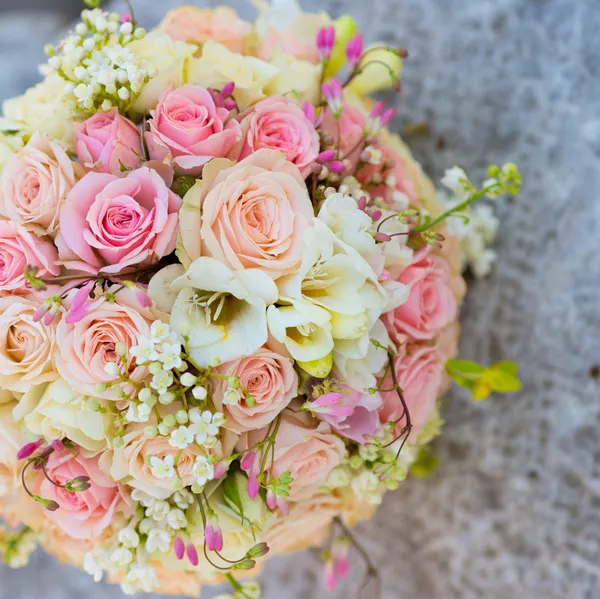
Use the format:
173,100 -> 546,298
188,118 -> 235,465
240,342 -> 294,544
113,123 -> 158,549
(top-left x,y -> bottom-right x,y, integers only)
220,81 -> 235,98
266,489 -> 277,511
51,439 -> 65,452
248,472 -> 259,500
318,150 -> 337,163
277,496 -> 290,516
371,209 -> 382,222
357,196 -> 367,211
134,287 -> 152,308
380,108 -> 395,127
321,80 -> 343,116
240,451 -> 256,473
71,281 -> 94,313
328,160 -> 345,173
186,543 -> 199,566
346,33 -> 364,67
33,304 -> 48,323
324,559 -> 337,592
317,26 -> 336,61
303,101 -> 318,126
121,13 -> 133,23
205,520 -> 224,552
174,537 -> 185,560
223,98 -> 238,111
43,309 -> 57,326
17,440 -> 44,461
213,461 -> 229,479
374,232 -> 392,242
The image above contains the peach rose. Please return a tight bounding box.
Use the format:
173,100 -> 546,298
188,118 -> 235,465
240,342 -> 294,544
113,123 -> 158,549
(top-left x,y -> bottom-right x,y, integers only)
55,289 -> 152,398
0,297 -> 58,392
212,345 -> 298,433
241,411 -> 345,501
383,253 -> 457,344
230,96 -> 319,177
57,167 -> 181,274
105,409 -> 238,500
0,221 -> 59,296
159,6 -> 251,53
74,108 -> 143,175
379,343 -> 446,438
30,451 -> 128,541
179,150 -> 313,278
0,133 -> 80,236
263,493 -> 342,555
146,85 -> 241,176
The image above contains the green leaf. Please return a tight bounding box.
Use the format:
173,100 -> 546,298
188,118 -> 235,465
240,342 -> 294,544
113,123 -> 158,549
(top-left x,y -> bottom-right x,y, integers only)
484,369 -> 522,393
445,359 -> 485,381
491,360 -> 519,375
83,0 -> 102,7
410,447 -> 439,478
223,474 -> 245,523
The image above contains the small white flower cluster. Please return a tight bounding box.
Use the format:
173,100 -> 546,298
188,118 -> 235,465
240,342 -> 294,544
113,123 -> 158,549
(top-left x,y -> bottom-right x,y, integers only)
43,9 -> 153,112
84,489 -> 196,594
0,528 -> 38,569
440,166 -> 500,278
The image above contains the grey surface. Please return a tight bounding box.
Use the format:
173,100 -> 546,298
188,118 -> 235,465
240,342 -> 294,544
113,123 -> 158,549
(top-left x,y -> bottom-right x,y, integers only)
1,0 -> 599,598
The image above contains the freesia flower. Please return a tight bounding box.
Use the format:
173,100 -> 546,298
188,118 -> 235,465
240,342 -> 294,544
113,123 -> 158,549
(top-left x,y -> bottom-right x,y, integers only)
150,257 -> 278,368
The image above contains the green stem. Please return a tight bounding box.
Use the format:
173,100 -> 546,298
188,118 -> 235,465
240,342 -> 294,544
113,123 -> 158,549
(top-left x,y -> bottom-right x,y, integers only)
225,573 -> 253,599
414,182 -> 501,232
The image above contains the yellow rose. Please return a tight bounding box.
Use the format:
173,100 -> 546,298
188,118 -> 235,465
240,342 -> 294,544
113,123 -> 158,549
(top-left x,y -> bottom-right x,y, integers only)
0,132 -> 23,175
264,51 -> 322,105
347,46 -> 404,96
1,75 -> 79,145
129,31 -> 197,114
186,41 -> 279,111
13,379 -> 115,454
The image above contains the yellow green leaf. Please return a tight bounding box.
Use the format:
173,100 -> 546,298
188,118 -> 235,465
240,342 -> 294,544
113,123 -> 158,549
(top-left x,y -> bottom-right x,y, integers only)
347,46 -> 403,96
472,382 -> 492,401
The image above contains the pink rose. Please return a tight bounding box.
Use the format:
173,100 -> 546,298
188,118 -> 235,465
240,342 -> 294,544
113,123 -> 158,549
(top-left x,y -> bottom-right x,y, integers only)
146,85 -> 241,176
74,108 -> 143,175
57,167 -> 181,274
55,289 -> 152,398
0,133 -> 80,236
212,345 -> 298,433
230,96 -> 319,177
240,411 -> 345,501
379,343 -> 445,438
180,149 -> 313,279
320,105 -> 366,171
159,6 -> 251,53
0,221 -> 59,296
383,253 -> 457,343
311,383 -> 382,444
33,451 -> 128,540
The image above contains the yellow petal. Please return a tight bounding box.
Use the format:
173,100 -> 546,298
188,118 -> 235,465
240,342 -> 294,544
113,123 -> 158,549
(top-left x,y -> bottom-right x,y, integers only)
347,46 -> 403,96
297,353 -> 333,379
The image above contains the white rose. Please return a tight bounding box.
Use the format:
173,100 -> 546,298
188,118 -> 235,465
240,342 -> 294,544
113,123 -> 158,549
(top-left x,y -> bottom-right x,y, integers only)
186,41 -> 279,111
129,31 -> 196,113
1,75 -> 79,145
0,400 -> 31,497
13,379 -> 115,453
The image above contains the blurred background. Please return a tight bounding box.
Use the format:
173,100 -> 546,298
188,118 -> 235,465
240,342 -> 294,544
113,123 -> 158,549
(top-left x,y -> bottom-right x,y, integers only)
1,0 -> 599,598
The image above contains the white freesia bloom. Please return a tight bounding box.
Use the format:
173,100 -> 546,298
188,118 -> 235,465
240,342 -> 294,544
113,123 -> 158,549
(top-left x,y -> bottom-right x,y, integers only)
318,193 -> 386,275
334,319 -> 390,390
153,257 -> 278,368
267,297 -> 333,363
441,166 -> 471,200
187,41 -> 279,110
277,219 -> 388,359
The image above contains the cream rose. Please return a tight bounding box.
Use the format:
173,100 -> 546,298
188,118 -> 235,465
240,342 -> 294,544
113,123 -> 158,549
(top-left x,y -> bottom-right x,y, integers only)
13,379 -> 115,454
186,41 -> 279,111
240,411 -> 346,501
0,133 -> 81,236
0,132 -> 23,174
264,51 -> 322,105
212,345 -> 298,433
178,150 -> 313,279
55,289 -> 152,399
129,32 -> 196,114
0,401 -> 31,497
1,75 -> 79,145
105,408 -> 238,500
0,297 -> 58,393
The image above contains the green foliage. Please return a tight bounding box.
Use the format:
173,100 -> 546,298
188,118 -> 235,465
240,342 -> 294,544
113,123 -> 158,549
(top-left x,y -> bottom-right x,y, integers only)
83,0 -> 102,8
445,359 -> 522,401
410,447 -> 439,478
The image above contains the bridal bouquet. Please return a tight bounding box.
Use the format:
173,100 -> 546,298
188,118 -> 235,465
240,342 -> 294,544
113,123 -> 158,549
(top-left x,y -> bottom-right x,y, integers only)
0,1 -> 522,597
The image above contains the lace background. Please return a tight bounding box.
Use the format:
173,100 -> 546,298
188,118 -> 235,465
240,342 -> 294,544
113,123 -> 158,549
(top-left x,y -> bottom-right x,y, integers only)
0,0 -> 598,597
